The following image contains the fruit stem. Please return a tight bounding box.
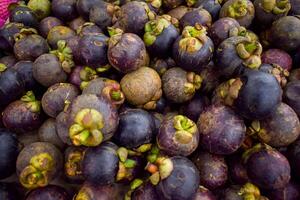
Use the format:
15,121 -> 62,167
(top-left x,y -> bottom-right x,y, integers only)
0,63 -> 7,72
21,91 -> 41,113
227,0 -> 248,18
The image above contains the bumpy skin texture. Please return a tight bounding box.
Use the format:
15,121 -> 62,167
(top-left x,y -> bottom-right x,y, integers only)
235,69 -> 282,120
78,34 -> 109,68
113,1 -> 152,35
0,68 -> 25,108
82,142 -> 119,185
75,182 -> 118,200
256,103 -> 300,147
246,148 -> 291,190
42,83 -> 80,118
47,26 -> 76,49
193,186 -> 216,200
219,0 -> 255,28
25,185 -> 70,200
12,61 -> 38,91
120,67 -> 161,108
197,105 -> 246,155
38,119 -> 65,150
2,100 -> 44,134
172,33 -> 214,73
261,49 -> 293,71
33,54 -> 67,87
270,16 -> 300,52
0,183 -> 19,200
290,0 -> 300,15
39,17 -> 63,38
16,142 -> 63,187
156,156 -> 200,200
52,0 -> 78,22
208,17 -> 240,47
193,151 -> 228,190
108,33 -> 149,74
0,130 -> 19,179
9,6 -> 39,28
113,109 -> 155,148
288,139 -> 300,179
195,0 -> 221,21
162,68 -> 196,103
14,34 -> 49,61
265,182 -> 300,200
284,81 -> 300,117
132,182 -> 159,200
68,94 -> 119,141
180,8 -> 212,29
157,115 -> 199,156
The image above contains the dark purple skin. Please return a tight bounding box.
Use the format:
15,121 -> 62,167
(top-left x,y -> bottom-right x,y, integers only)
64,146 -> 85,183
75,181 -> 118,200
234,69 -> 282,120
68,94 -> 119,142
156,156 -> 200,200
157,115 -> 199,156
0,55 -> 17,68
82,142 -> 119,185
284,81 -> 300,117
179,8 -> 212,29
2,100 -> 44,134
113,109 -> 155,148
52,0 -> 78,22
145,23 -> 179,58
208,17 -> 240,47
113,1 -> 154,35
290,0 -> 300,15
0,22 -> 24,52
0,129 -> 20,179
78,34 -> 109,69
68,65 -> 83,87
33,54 -> 68,87
163,0 -> 184,10
270,16 -> 300,52
150,57 -> 176,76
47,26 -> 76,49
39,17 -> 63,38
25,185 -> 70,200
261,49 -> 293,71
289,68 -> 300,82
38,118 -> 65,150
259,63 -> 288,87
65,36 -> 81,64
42,83 -> 80,118
219,0 -> 255,28
77,23 -> 103,37
265,182 -> 300,200
9,6 -> 39,28
221,185 -> 246,200
0,68 -> 25,108
193,186 -> 216,200
199,62 -> 221,94
89,2 -> 115,30
132,182 -> 159,200
179,95 -> 209,122
256,103 -> 300,147
56,111 -> 72,145
108,33 -> 149,73
194,0 -> 221,21
288,139 -> 300,179
197,105 -> 246,155
193,151 -> 228,190
13,34 -> 49,61
76,0 -> 105,20
172,33 -> 214,73
245,146 -> 291,190
69,17 -> 86,31
227,154 -> 249,185
167,6 -> 191,20
12,61 -> 38,90
0,183 -> 19,200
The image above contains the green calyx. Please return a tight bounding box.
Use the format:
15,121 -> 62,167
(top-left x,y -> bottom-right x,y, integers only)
173,115 -> 197,144
124,179 -> 144,200
146,0 -> 162,8
144,17 -> 171,46
21,91 -> 41,113
96,64 -> 111,73
229,27 -> 259,42
227,0 -> 248,18
27,0 -> 51,20
147,145 -> 160,163
184,72 -> 203,95
236,40 -> 262,69
0,63 -> 7,72
147,157 -> 173,185
262,0 -> 291,15
116,147 -> 138,181
248,121 -> 271,143
142,2 -> 156,20
101,80 -> 125,107
179,24 -> 207,53
19,153 -> 54,189
50,40 -> 74,73
14,28 -> 38,41
186,0 -> 198,6
238,183 -> 262,200
216,78 -> 243,106
65,150 -> 84,177
242,143 -> 272,163
79,67 -> 98,90
69,108 -> 104,146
